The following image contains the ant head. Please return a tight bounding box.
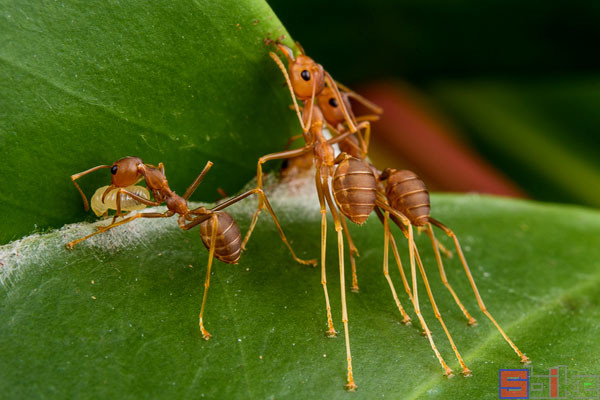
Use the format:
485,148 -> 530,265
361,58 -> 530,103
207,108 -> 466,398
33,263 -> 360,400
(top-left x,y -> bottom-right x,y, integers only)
110,157 -> 143,187
288,57 -> 325,100
378,168 -> 397,182
317,86 -> 352,127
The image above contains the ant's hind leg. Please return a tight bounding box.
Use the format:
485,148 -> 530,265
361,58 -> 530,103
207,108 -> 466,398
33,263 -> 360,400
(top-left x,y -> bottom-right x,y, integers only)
315,169 -> 336,338
429,217 -> 530,364
340,216 -> 360,292
199,214 -> 219,340
241,147 -> 311,251
322,174 -> 356,390
382,212 -> 411,324
425,223 -> 476,326
413,246 -> 471,376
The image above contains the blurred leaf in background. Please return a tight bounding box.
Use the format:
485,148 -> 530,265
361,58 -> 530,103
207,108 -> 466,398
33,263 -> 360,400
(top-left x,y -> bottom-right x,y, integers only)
267,0 -> 600,206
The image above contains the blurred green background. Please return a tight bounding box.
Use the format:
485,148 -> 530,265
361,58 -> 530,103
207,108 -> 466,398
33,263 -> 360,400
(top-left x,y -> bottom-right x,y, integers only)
268,0 -> 600,207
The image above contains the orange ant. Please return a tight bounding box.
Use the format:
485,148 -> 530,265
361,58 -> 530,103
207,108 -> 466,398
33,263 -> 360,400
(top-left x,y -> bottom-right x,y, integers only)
241,42 -> 388,389
67,157 -> 315,339
372,167 -> 530,374
273,42 -> 383,293
243,85 -> 378,390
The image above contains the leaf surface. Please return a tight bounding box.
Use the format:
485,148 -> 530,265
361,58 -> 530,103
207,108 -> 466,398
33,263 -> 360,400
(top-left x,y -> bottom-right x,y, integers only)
1,192 -> 599,399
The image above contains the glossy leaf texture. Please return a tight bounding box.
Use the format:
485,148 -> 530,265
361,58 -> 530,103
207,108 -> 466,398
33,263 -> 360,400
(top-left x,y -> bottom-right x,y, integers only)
1,192 -> 599,399
0,0 -> 297,244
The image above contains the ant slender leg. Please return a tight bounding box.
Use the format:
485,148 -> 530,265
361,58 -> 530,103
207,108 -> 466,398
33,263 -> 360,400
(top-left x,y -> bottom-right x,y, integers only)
111,176 -> 148,223
183,161 -> 214,200
115,188 -> 162,207
325,72 -> 357,134
255,190 -> 316,266
241,146 -> 311,251
382,211 -> 411,324
375,201 -> 414,300
70,165 -> 111,211
413,244 -> 471,376
340,216 -> 360,292
66,210 -> 174,249
429,218 -> 530,364
199,213 -> 218,340
355,121 -> 371,158
283,133 -> 304,150
187,188 -> 315,266
334,80 -> 384,115
315,167 -> 336,338
377,201 -> 453,377
425,223 -> 476,326
389,228 -> 413,300
322,171 -> 356,391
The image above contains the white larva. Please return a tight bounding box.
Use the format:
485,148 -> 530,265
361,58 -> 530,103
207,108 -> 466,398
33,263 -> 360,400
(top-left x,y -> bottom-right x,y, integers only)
90,185 -> 151,217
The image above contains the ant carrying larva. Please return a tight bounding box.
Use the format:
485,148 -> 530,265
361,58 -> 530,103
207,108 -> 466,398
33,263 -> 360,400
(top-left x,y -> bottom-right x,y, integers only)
67,156 -> 314,339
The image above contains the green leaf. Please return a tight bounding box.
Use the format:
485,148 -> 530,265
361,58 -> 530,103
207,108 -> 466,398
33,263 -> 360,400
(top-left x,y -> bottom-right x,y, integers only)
0,0 -> 296,244
2,191 -> 600,399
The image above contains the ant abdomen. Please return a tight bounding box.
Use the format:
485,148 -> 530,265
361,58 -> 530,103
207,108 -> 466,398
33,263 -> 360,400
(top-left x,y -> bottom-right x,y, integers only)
333,157 -> 377,225
90,185 -> 150,217
386,170 -> 430,226
199,212 -> 242,264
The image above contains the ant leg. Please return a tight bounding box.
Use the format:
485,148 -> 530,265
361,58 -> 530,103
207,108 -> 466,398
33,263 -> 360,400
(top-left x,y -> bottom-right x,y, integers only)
322,173 -> 356,390
255,190 -> 316,266
70,164 -> 111,211
199,213 -> 218,340
382,211 -> 411,324
429,218 -> 530,364
242,146 -> 311,251
434,236 -> 453,259
115,188 -> 162,207
390,229 -> 413,300
325,72 -> 358,133
376,201 -> 453,377
355,115 -> 381,123
183,161 -> 214,200
413,243 -> 471,376
200,188 -> 315,266
425,223 -> 476,325
315,168 -> 336,338
355,121 -> 371,158
334,80 -> 383,115
112,191 -> 124,224
108,176 -> 148,224
66,210 -> 174,249
283,133 -> 304,150
340,216 -> 360,292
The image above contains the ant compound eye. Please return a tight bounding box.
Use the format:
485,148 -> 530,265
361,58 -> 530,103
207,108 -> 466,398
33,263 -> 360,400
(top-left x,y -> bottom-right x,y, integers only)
301,70 -> 311,81
328,97 -> 338,107
111,165 -> 118,175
